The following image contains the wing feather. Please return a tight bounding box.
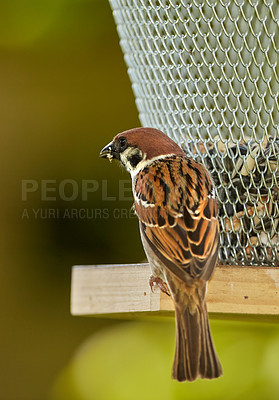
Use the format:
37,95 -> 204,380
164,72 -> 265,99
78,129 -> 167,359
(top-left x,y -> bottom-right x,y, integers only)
134,157 -> 219,281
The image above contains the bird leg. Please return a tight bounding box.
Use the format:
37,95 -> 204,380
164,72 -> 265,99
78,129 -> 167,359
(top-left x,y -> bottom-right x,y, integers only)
149,275 -> 171,296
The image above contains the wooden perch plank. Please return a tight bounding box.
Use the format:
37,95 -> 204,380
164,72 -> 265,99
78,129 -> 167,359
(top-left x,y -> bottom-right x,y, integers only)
71,264 -> 279,317
71,264 -> 160,315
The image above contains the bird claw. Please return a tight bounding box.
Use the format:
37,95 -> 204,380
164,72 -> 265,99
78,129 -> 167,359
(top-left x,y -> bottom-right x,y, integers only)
149,276 -> 171,296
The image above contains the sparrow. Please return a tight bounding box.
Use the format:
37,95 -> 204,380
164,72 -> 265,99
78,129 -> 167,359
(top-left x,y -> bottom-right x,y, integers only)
100,127 -> 222,381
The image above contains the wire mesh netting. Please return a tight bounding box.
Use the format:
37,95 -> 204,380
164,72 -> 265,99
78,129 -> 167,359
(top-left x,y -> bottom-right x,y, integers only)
109,0 -> 279,266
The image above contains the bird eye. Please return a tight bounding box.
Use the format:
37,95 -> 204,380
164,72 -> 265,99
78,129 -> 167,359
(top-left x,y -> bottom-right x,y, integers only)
119,137 -> 127,149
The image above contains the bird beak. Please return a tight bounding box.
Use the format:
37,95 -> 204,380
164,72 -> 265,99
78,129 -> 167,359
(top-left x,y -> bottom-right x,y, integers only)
100,141 -> 114,163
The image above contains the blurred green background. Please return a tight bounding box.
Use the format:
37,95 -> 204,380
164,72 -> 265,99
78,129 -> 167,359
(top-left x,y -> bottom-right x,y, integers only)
0,1 -> 279,400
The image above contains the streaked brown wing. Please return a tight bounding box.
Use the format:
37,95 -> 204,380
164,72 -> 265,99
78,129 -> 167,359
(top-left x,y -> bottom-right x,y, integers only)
134,157 -> 220,281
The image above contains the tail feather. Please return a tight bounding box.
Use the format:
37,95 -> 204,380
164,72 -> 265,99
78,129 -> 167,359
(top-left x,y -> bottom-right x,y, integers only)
172,301 -> 222,382
199,305 -> 222,379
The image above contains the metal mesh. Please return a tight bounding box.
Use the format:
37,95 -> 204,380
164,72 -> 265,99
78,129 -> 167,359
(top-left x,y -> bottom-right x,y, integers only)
109,0 -> 279,266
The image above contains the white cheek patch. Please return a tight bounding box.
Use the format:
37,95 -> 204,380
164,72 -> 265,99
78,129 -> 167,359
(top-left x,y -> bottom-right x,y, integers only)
119,151 -> 129,169
120,147 -> 143,172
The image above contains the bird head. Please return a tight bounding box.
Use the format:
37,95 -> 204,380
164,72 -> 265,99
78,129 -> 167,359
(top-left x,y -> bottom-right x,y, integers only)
100,127 -> 185,175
